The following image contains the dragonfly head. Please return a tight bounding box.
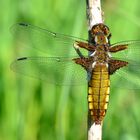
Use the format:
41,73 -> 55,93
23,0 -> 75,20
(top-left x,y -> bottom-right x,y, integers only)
91,23 -> 111,45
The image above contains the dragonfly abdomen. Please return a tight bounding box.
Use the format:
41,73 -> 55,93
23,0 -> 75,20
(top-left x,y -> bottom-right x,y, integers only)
88,63 -> 110,124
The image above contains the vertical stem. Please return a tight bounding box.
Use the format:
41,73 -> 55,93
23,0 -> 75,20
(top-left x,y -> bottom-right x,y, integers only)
86,0 -> 103,29
86,0 -> 103,140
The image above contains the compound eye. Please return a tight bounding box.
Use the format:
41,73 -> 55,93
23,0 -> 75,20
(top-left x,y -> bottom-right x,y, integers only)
91,25 -> 100,35
92,28 -> 98,34
104,26 -> 109,35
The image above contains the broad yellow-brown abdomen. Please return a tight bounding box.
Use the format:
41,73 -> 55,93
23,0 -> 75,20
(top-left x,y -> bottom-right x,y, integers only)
88,64 -> 110,124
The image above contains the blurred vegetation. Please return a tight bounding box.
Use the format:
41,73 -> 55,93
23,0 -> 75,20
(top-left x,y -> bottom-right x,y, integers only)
0,0 -> 140,140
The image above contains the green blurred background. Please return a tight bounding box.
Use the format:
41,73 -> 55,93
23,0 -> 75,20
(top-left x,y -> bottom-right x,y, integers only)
1,0 -> 140,140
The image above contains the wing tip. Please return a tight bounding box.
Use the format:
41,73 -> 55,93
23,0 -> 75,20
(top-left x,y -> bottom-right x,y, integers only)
17,57 -> 28,61
10,22 -> 29,34
10,57 -> 28,72
18,23 -> 29,27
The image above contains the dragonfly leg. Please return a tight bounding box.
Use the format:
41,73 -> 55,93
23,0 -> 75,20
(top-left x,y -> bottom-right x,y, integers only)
73,42 -> 84,58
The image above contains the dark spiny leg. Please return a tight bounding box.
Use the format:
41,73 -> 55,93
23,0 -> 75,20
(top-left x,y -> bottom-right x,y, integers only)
73,42 -> 84,58
109,59 -> 128,74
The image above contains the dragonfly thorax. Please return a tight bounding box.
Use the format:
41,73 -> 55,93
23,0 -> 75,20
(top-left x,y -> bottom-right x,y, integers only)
91,46 -> 110,63
94,33 -> 108,45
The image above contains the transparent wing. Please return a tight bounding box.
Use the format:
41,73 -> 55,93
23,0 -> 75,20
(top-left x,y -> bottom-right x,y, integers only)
11,23 -> 88,57
111,40 -> 140,61
11,56 -> 88,85
110,40 -> 140,89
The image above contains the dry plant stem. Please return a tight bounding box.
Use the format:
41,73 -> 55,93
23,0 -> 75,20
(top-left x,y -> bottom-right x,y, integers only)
86,0 -> 103,140
88,123 -> 102,140
86,0 -> 103,29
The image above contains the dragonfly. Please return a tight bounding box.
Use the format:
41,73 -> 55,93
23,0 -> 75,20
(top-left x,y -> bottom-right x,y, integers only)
11,22 -> 140,124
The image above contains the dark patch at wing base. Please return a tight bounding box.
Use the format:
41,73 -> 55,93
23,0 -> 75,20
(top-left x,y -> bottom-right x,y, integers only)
109,59 -> 128,75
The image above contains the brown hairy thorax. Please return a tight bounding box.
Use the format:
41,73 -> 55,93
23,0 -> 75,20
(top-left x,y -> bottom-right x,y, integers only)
73,23 -> 128,75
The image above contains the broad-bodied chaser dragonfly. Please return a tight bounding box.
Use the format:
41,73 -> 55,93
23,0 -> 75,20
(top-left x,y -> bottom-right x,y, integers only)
11,23 -> 140,124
